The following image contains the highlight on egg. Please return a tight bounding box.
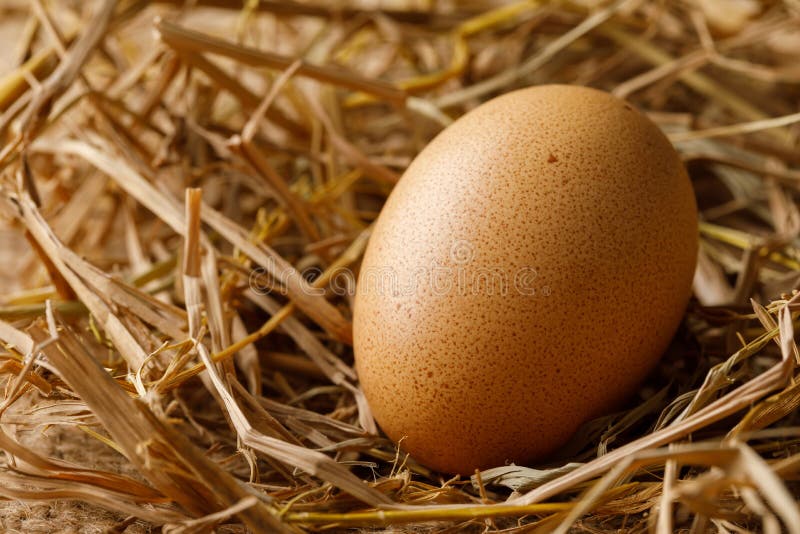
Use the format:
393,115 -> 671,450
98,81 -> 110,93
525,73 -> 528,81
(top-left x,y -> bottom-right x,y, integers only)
353,85 -> 698,475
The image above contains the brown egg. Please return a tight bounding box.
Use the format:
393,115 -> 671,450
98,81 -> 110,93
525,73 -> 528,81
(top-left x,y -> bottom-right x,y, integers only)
353,85 -> 697,475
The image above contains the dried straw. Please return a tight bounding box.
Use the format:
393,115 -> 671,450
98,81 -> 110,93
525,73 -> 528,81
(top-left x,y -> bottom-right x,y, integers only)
0,0 -> 800,532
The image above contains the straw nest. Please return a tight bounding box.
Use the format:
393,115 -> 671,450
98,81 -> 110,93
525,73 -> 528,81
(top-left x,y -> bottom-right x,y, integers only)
0,0 -> 799,532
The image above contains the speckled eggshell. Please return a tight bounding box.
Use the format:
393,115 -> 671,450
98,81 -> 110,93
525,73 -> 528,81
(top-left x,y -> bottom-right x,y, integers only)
353,85 -> 698,475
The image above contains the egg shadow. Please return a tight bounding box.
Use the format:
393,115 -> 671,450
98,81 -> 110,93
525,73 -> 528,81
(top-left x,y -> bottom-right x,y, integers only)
539,318 -> 704,466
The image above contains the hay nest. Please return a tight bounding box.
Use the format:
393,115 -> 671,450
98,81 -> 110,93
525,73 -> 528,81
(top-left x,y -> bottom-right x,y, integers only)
1,0 -> 800,532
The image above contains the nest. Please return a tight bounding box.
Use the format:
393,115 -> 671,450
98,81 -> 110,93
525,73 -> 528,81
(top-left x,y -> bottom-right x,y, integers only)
1,0 -> 799,532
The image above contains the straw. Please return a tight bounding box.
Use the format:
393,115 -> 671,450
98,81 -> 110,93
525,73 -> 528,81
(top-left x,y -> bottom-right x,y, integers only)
1,0 -> 800,531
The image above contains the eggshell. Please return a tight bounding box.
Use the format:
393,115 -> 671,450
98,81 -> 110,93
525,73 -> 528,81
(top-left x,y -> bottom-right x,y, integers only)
353,85 -> 698,475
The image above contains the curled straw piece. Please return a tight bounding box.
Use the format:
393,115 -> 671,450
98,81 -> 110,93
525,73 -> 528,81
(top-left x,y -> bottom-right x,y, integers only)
26,318 -> 291,531
346,0 -> 542,107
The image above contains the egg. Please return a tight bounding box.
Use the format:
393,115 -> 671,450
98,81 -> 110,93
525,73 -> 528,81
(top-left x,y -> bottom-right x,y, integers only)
353,85 -> 697,475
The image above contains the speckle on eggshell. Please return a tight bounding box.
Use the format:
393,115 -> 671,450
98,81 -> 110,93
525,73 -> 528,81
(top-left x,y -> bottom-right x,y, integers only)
353,85 -> 698,475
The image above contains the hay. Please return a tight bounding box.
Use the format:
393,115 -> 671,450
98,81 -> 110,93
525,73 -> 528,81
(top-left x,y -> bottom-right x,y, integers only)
0,0 -> 799,532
